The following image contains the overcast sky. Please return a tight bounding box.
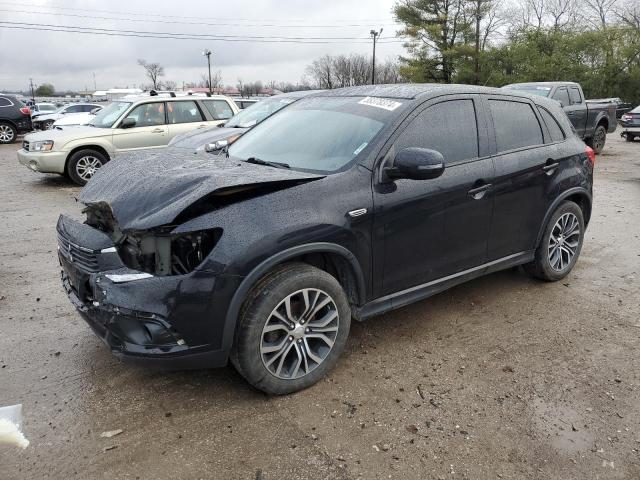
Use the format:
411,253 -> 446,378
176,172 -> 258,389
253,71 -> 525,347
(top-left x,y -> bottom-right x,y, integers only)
0,0 -> 405,92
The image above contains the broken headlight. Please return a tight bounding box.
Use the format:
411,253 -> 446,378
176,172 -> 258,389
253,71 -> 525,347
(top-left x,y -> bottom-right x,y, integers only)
117,228 -> 222,276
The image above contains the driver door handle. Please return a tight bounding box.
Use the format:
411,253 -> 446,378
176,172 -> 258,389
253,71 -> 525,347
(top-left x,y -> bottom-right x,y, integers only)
151,128 -> 164,133
542,161 -> 559,173
467,183 -> 492,200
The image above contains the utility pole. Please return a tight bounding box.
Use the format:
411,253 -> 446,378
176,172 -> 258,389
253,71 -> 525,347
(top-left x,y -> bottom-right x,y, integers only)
370,28 -> 383,85
202,49 -> 212,93
29,78 -> 35,102
93,72 -> 97,91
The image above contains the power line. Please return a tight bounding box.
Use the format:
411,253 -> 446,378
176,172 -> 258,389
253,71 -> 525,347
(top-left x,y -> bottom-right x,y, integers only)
0,1 -> 398,25
0,22 -> 405,44
0,8 -> 401,29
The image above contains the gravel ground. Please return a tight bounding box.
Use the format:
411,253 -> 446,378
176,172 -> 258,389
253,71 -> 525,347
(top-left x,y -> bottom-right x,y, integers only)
1,134 -> 639,480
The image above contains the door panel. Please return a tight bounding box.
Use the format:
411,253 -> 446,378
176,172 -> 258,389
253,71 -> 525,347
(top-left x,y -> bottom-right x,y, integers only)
373,96 -> 494,296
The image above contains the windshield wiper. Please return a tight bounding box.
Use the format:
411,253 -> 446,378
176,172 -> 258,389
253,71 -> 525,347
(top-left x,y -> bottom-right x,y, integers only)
245,157 -> 290,169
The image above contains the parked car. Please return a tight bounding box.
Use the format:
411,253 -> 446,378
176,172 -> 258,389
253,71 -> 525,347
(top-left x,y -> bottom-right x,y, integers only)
18,94 -> 239,185
502,82 -> 616,153
31,103 -> 57,118
588,97 -> 633,119
0,94 -> 33,144
168,90 -> 321,152
619,105 -> 640,141
52,108 -> 103,128
234,98 -> 261,109
56,84 -> 594,394
32,103 -> 103,130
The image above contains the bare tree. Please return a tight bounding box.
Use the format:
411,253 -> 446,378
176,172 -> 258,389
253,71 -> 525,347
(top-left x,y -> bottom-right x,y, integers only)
163,80 -> 177,91
548,0 -> 576,27
582,0 -> 619,27
236,78 -> 245,96
137,59 -> 164,90
305,55 -> 334,89
616,0 -> 640,28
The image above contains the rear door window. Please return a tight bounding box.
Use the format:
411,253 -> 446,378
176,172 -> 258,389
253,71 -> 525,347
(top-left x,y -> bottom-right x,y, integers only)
395,99 -> 479,164
538,107 -> 566,142
65,105 -> 84,113
568,87 -> 582,105
489,100 -> 544,152
202,100 -> 234,120
0,97 -> 13,107
552,88 -> 570,107
167,101 -> 204,124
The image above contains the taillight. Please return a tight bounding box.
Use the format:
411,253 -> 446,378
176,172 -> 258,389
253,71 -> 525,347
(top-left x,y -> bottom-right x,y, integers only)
621,114 -> 631,121
20,107 -> 30,115
585,145 -> 595,166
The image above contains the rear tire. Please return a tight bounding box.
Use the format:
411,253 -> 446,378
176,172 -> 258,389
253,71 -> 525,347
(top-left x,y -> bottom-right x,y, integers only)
232,263 -> 351,395
66,149 -> 108,186
0,122 -> 17,144
587,124 -> 607,154
524,201 -> 584,282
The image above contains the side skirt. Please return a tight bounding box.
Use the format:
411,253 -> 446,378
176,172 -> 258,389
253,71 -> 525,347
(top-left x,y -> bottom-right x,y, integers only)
355,251 -> 534,321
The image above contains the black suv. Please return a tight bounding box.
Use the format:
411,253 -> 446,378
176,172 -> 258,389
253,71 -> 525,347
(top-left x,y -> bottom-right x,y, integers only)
0,95 -> 32,144
57,85 -> 594,394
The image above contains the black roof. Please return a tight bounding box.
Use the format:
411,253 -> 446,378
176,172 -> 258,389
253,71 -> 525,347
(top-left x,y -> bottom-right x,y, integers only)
314,83 -> 517,100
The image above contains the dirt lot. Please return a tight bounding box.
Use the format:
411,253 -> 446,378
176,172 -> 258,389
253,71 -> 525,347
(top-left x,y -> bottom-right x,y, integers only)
1,134 -> 639,480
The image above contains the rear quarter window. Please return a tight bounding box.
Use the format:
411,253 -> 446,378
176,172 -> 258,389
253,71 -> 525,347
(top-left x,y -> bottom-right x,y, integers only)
569,87 -> 582,105
538,106 -> 566,142
202,100 -> 234,120
489,100 -> 544,152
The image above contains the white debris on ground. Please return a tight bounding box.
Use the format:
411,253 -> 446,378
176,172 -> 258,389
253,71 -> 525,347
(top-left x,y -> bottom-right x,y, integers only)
0,404 -> 29,449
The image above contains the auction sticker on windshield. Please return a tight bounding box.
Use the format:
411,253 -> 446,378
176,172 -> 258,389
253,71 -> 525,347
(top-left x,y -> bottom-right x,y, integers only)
358,97 -> 403,111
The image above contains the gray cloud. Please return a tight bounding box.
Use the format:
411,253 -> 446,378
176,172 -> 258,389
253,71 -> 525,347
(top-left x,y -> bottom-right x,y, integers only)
0,0 -> 403,91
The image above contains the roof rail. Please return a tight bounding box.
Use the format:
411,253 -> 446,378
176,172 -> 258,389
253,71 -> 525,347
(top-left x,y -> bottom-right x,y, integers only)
169,92 -> 176,97
149,90 -> 158,96
206,92 -> 211,97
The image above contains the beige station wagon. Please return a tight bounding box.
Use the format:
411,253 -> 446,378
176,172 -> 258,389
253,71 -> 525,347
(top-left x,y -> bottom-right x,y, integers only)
17,94 -> 239,185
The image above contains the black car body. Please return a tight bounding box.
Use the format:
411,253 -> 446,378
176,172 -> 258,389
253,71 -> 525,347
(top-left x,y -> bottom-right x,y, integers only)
589,97 -> 633,119
168,90 -> 321,153
502,82 -> 616,153
0,94 -> 33,144
57,84 -> 594,393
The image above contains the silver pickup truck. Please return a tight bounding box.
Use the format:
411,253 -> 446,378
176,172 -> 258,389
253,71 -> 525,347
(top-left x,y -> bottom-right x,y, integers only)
502,81 -> 617,153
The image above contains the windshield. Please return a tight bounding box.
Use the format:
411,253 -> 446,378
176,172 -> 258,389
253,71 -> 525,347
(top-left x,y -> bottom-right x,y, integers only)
228,96 -> 397,173
225,97 -> 295,128
502,85 -> 551,97
89,101 -> 131,128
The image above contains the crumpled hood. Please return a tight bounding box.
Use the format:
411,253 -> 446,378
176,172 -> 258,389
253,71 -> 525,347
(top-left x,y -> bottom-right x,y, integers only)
80,150 -> 324,231
170,126 -> 249,151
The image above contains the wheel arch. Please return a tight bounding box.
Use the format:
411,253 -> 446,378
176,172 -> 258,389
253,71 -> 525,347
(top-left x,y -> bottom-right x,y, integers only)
221,242 -> 366,356
536,187 -> 592,247
65,144 -> 111,172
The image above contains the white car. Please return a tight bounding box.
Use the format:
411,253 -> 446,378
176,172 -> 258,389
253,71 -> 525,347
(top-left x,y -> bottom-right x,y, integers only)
31,103 -> 57,118
52,110 -> 100,128
18,94 -> 239,185
33,103 -> 102,130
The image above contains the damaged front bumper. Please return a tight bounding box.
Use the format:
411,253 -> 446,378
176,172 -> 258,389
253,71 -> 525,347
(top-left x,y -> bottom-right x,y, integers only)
57,214 -> 235,369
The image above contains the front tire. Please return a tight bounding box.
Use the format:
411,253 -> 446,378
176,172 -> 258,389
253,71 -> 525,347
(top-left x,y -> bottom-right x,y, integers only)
66,149 -> 108,186
587,124 -> 607,154
0,122 -> 17,144
232,263 -> 351,395
524,201 -> 584,282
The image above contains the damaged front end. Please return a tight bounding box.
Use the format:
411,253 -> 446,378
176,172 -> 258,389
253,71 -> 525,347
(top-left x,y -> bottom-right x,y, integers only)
56,211 -> 228,368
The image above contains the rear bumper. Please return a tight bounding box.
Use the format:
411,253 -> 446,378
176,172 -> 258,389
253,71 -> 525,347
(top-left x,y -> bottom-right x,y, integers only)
56,214 -> 237,369
17,148 -> 67,174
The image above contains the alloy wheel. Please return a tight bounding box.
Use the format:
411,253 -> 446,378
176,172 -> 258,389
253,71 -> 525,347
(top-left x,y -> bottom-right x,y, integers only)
75,155 -> 103,181
548,212 -> 580,272
593,127 -> 606,152
0,124 -> 15,142
260,288 -> 339,380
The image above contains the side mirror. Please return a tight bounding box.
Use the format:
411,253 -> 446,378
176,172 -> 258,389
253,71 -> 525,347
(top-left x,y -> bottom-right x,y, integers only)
120,117 -> 136,129
384,147 -> 445,181
205,139 -> 228,152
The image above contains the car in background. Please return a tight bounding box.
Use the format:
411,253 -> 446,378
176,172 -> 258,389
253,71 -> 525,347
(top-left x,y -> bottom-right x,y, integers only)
234,98 -> 261,109
0,94 -> 33,144
502,82 -> 616,153
168,90 -> 321,153
18,94 -> 239,185
52,107 -> 103,128
33,103 -> 103,130
31,103 -> 57,118
619,105 -> 640,142
588,97 -> 633,119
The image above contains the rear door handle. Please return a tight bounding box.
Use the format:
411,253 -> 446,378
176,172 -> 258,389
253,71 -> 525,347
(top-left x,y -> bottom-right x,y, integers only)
151,128 -> 164,133
542,161 -> 559,174
197,124 -> 208,129
467,183 -> 492,199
